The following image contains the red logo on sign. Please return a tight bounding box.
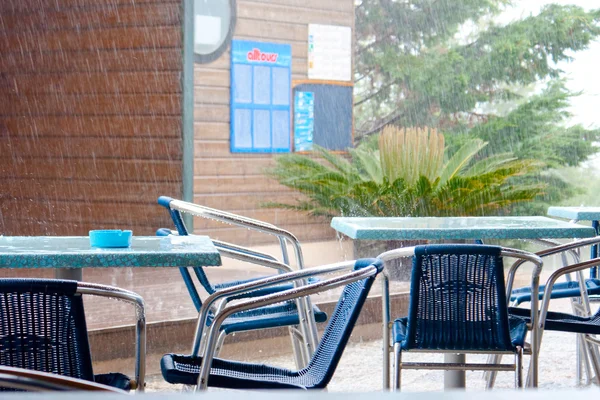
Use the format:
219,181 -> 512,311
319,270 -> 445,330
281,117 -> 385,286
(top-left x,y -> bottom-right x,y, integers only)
246,48 -> 279,63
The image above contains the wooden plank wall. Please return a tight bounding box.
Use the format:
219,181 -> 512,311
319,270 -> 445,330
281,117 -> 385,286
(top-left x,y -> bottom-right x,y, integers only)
0,0 -> 183,236
194,0 -> 354,244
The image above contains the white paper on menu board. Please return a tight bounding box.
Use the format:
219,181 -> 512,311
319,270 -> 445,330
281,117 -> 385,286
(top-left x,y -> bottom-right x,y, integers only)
308,24 -> 352,82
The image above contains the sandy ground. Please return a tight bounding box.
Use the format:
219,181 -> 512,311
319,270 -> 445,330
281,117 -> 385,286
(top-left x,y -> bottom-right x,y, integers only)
144,298 -> 597,392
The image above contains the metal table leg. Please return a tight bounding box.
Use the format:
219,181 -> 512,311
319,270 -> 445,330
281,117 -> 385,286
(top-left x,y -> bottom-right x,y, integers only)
444,354 -> 466,389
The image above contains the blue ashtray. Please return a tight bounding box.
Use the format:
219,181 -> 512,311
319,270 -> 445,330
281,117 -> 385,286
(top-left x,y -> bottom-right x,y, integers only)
89,230 -> 132,248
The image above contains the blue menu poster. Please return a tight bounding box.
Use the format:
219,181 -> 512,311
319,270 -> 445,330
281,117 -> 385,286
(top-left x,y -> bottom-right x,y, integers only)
294,91 -> 314,152
230,40 -> 292,153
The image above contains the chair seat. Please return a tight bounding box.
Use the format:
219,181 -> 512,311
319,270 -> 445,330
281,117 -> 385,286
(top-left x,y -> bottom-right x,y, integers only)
510,279 -> 600,305
392,314 -> 528,350
211,301 -> 327,335
509,307 -> 600,335
214,277 -> 320,300
161,353 -> 315,389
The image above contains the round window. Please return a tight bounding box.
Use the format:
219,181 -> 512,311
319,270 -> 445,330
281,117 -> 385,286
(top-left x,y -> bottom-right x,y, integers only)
193,0 -> 236,64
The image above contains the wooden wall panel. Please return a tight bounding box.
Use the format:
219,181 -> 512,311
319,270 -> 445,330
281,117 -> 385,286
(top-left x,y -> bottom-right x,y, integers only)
1,159 -> 180,181
1,72 -> 181,95
0,3 -> 181,31
0,0 -> 179,13
1,116 -> 181,138
0,25 -> 181,52
0,0 -> 183,236
2,94 -> 181,116
0,49 -> 182,73
192,0 -> 353,245
1,137 -> 182,160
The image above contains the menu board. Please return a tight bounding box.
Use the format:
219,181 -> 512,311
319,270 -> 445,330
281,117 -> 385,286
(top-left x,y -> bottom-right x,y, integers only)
230,40 -> 292,153
292,82 -> 353,152
308,24 -> 352,82
293,91 -> 314,152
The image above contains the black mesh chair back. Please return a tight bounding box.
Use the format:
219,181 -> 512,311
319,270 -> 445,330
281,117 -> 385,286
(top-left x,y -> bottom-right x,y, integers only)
0,279 -> 94,382
404,245 -> 514,351
298,259 -> 383,388
161,259 -> 383,390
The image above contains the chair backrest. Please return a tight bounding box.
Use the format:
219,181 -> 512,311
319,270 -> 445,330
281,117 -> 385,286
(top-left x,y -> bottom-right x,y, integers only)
0,279 -> 94,382
403,245 -> 514,352
300,258 -> 383,389
157,200 -> 216,312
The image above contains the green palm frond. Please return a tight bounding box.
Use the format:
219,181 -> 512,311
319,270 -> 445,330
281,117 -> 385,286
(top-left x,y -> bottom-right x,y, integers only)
439,139 -> 487,185
265,125 -> 545,218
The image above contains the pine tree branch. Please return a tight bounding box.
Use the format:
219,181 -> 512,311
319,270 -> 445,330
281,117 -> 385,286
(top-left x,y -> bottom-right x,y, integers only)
357,111 -> 406,139
354,81 -> 398,106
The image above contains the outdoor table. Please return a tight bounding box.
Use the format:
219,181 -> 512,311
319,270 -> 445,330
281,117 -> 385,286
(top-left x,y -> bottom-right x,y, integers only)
0,235 -> 221,280
547,206 -> 600,278
331,216 -> 596,390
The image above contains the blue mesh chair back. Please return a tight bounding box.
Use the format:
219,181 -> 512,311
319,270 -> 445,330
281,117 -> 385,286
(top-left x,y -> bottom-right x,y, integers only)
0,279 -> 94,382
298,258 -> 383,388
156,199 -> 212,312
161,259 -> 383,389
403,245 -> 514,351
157,197 -> 322,311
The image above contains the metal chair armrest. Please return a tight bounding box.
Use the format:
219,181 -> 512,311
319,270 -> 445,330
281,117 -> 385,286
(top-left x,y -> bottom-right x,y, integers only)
212,239 -> 279,263
196,264 -> 380,390
505,237 -> 600,299
159,231 -> 281,264
76,282 -> 146,393
161,197 -> 307,270
538,257 -> 600,334
190,259 -> 357,356
217,245 -> 293,274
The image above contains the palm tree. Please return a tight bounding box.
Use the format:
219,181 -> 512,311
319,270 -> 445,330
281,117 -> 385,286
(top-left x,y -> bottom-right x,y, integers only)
265,126 -> 545,218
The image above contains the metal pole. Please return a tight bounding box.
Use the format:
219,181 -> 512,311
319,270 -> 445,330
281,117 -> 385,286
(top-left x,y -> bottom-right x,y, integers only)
443,354 -> 466,389
182,0 -> 195,231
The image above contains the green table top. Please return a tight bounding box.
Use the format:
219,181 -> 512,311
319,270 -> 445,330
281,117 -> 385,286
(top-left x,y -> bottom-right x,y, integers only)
547,206 -> 600,221
331,216 -> 596,240
0,236 -> 221,269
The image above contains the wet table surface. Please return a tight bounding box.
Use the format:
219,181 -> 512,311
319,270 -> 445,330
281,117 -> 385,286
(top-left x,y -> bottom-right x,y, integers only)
547,206 -> 600,222
0,235 -> 221,269
330,216 -> 596,241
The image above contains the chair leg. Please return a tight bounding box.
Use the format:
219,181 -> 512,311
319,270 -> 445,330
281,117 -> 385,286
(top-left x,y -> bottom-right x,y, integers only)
392,343 -> 402,391
213,331 -> 227,356
382,275 -> 391,391
515,346 -> 523,389
584,335 -> 600,385
289,326 -> 307,369
577,333 -> 593,385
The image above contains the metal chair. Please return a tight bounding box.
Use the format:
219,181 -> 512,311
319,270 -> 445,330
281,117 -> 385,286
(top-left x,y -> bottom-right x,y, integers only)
509,238 -> 600,307
509,256 -> 600,386
500,237 -> 600,386
157,196 -> 324,368
160,258 -> 383,390
0,366 -> 129,393
379,244 -> 543,391
0,279 -> 145,392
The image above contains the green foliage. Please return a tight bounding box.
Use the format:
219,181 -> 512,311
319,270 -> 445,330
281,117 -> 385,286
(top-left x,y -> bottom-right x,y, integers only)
355,0 -> 600,211
265,131 -> 545,218
378,126 -> 444,185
